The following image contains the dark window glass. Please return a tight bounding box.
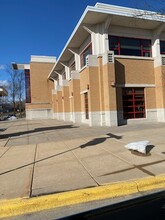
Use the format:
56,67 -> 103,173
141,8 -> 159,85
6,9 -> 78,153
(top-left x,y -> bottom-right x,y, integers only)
142,39 -> 150,50
25,70 -> 31,103
122,88 -> 145,119
84,92 -> 89,119
109,36 -> 151,57
160,41 -> 165,54
120,37 -> 141,56
109,36 -> 119,54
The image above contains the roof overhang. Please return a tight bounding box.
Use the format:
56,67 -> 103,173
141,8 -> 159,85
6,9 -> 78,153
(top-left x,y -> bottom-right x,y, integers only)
48,3 -> 165,79
12,63 -> 30,70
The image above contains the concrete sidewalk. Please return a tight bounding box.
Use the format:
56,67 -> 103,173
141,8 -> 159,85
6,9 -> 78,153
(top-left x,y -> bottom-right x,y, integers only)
0,119 -> 165,200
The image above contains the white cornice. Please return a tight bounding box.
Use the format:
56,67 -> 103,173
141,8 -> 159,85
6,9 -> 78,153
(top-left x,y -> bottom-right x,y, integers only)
31,55 -> 56,63
95,3 -> 165,22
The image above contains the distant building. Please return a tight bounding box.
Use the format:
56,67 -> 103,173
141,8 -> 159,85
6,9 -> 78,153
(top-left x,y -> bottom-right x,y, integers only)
12,3 -> 165,126
0,86 -> 8,97
12,56 -> 56,119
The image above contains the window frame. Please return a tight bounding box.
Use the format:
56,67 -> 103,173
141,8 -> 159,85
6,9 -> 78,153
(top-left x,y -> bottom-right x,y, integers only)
122,87 -> 145,119
109,36 -> 152,57
80,43 -> 92,68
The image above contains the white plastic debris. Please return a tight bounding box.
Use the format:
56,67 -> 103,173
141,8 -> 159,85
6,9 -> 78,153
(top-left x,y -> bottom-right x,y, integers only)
125,140 -> 150,154
8,116 -> 17,120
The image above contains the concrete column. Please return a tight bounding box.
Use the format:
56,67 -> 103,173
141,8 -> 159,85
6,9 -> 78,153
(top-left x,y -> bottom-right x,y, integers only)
155,66 -> 165,122
56,90 -> 63,120
102,61 -> 118,126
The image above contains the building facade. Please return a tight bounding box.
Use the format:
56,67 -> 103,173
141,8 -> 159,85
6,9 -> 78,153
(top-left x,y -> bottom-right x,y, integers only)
13,3 -> 165,126
12,56 -> 56,119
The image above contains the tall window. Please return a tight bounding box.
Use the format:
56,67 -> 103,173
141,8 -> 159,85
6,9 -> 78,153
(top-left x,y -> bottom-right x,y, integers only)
80,43 -> 92,68
160,41 -> 165,54
109,36 -> 151,57
69,62 -> 75,79
84,92 -> 89,119
25,69 -> 31,103
122,88 -> 145,119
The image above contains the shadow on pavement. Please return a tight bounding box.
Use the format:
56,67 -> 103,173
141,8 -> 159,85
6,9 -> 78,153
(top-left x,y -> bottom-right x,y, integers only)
0,132 -> 121,176
0,128 -> 6,132
0,125 -> 78,139
80,133 -> 122,148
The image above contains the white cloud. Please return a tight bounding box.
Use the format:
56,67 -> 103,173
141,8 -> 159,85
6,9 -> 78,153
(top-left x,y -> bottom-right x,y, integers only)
0,65 -> 5,70
0,80 -> 8,87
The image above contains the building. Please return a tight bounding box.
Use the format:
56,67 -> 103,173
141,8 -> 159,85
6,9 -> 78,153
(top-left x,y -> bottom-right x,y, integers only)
12,56 -> 56,119
13,3 -> 165,126
0,86 -> 8,97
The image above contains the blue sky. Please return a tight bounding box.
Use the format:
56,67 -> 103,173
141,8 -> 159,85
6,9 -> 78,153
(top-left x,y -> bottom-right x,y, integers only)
0,0 -> 163,83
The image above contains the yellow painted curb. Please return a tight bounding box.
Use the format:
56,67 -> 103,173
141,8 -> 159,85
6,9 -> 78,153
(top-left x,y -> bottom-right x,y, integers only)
0,174 -> 165,219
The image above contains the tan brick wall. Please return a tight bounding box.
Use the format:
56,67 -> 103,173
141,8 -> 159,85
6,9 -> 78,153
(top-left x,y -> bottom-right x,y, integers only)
30,62 -> 54,104
57,91 -> 63,113
98,57 -> 105,112
80,67 -> 101,112
52,93 -> 57,113
26,103 -> 52,110
115,59 -> 155,84
88,67 -> 101,111
154,66 -> 165,108
145,88 -> 156,109
80,68 -> 89,91
80,68 -> 90,113
102,63 -> 117,111
62,86 -> 70,113
70,80 -> 81,112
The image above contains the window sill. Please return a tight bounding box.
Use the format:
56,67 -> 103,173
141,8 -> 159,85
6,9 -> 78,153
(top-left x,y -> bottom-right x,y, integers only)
114,55 -> 154,60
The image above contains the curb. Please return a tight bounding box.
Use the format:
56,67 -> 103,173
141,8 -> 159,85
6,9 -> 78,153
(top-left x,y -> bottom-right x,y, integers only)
0,174 -> 165,219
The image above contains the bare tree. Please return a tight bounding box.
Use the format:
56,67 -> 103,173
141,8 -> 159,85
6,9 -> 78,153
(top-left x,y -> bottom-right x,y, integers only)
133,0 -> 165,15
6,65 -> 25,115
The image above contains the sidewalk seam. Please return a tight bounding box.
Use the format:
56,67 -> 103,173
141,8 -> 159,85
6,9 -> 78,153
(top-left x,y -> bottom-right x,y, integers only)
72,149 -> 99,186
29,144 -> 38,198
0,138 -> 11,158
99,145 -> 157,177
63,140 -> 99,186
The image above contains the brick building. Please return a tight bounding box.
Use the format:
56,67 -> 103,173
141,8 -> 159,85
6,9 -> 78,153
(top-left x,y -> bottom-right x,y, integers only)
13,3 -> 165,126
12,56 -> 56,119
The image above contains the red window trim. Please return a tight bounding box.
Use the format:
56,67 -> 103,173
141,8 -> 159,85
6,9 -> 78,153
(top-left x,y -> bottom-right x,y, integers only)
109,35 -> 152,57
80,43 -> 92,68
122,88 -> 145,119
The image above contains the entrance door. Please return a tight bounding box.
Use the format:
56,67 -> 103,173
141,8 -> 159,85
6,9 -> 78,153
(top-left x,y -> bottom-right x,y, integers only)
122,88 -> 145,119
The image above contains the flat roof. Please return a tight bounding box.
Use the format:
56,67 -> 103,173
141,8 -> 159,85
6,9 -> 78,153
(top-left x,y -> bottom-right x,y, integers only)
12,56 -> 56,71
12,63 -> 30,70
